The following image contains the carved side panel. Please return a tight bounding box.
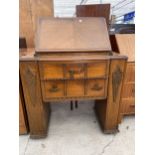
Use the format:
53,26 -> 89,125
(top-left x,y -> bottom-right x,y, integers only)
112,66 -> 123,102
20,61 -> 50,138
104,59 -> 127,132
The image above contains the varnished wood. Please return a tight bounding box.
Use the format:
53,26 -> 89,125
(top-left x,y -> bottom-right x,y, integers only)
19,17 -> 128,138
95,59 -> 127,132
87,62 -> 109,78
114,34 -> 135,62
35,17 -> 112,53
19,80 -> 29,134
86,79 -> 106,97
20,61 -> 50,138
19,0 -> 53,47
29,0 -> 53,32
19,0 -> 34,47
67,80 -> 85,97
111,34 -> 135,122
76,4 -> 110,27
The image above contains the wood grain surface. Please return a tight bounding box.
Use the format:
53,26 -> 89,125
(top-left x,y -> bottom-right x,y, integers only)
19,0 -> 53,47
76,4 -> 110,27
115,34 -> 135,62
35,17 -> 112,52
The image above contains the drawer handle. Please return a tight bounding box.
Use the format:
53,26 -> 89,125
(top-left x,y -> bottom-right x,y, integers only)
68,67 -> 84,78
91,83 -> 103,91
49,85 -> 59,92
68,70 -> 75,78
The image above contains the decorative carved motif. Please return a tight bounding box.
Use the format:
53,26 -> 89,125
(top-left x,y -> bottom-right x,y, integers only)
24,66 -> 37,106
91,83 -> 103,91
49,84 -> 59,92
112,66 -> 122,102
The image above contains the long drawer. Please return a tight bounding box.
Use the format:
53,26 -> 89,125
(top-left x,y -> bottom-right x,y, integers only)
39,61 -> 109,101
39,61 -> 109,80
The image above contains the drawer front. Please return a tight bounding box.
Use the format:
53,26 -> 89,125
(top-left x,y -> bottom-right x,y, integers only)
120,99 -> 135,114
66,64 -> 85,79
67,80 -> 84,97
86,79 -> 107,97
39,62 -> 64,79
122,83 -> 135,98
125,63 -> 135,82
40,61 -> 109,100
87,62 -> 108,78
42,80 -> 65,99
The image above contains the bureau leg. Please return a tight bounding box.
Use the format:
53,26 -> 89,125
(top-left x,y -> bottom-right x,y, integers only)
95,59 -> 127,133
20,61 -> 50,138
75,100 -> 78,108
70,101 -> 73,110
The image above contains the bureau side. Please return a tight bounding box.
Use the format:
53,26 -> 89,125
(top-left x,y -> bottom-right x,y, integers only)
20,60 -> 50,138
95,58 -> 127,133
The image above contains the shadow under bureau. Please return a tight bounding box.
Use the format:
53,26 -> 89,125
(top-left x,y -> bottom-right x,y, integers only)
19,17 -> 127,138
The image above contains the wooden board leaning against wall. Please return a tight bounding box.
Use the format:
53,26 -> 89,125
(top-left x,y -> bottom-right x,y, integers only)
19,0 -> 54,47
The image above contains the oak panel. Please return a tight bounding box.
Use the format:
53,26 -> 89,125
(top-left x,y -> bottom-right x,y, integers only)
43,80 -> 65,99
86,79 -> 106,97
122,83 -> 135,98
120,99 -> 135,114
39,62 -> 64,79
67,80 -> 84,97
87,62 -> 108,78
66,64 -> 85,79
124,63 -> 135,82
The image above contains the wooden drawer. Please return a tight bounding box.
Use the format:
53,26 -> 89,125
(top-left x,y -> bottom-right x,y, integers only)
125,63 -> 135,82
40,61 -> 109,100
87,62 -> 108,78
120,99 -> 135,114
67,80 -> 84,97
39,62 -> 64,79
86,79 -> 107,97
122,83 -> 135,98
66,64 -> 85,79
42,80 -> 65,99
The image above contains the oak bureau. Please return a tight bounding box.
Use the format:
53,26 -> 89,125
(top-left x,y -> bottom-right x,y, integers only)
19,17 -> 127,138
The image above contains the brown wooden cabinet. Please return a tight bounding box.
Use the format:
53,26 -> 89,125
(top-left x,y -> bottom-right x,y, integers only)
19,79 -> 29,134
20,17 -> 127,138
110,34 -> 135,122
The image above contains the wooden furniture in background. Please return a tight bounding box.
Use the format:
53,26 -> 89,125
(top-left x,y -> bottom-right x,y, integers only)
19,0 -> 53,47
110,34 -> 135,122
19,78 -> 29,134
20,17 -> 127,138
76,4 -> 111,27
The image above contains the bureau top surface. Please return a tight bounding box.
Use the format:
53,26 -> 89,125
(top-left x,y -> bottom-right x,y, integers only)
35,17 -> 112,53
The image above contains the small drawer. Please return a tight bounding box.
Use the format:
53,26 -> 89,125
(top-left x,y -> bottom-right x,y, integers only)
86,79 -> 106,97
39,62 -> 64,79
67,80 -> 84,97
121,99 -> 135,114
125,63 -> 135,82
87,62 -> 108,78
66,64 -> 85,79
42,80 -> 65,99
122,83 -> 135,98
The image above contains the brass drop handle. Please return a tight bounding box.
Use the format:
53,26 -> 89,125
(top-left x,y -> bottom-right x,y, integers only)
49,85 -> 59,92
91,83 -> 103,91
69,70 -> 75,78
